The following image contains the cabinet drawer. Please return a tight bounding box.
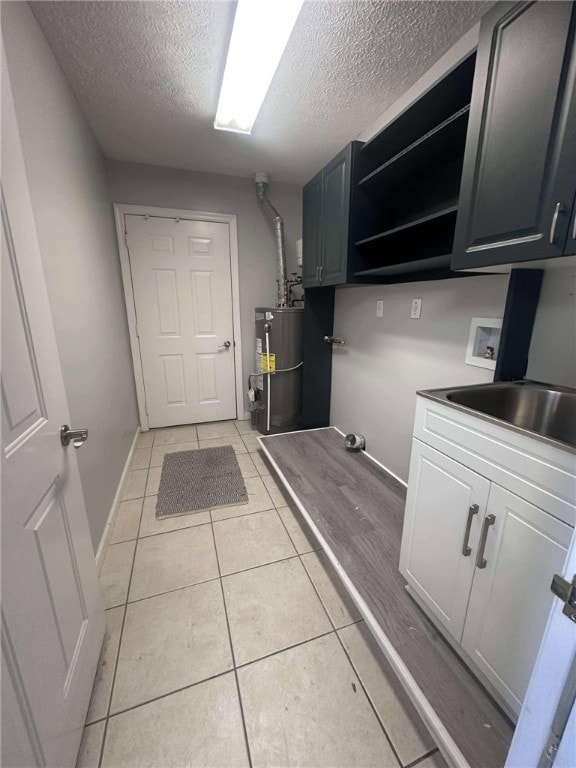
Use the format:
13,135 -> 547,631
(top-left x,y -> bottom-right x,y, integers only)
414,396 -> 576,527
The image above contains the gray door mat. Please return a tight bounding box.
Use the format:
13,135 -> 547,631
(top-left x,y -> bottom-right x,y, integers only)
155,445 -> 248,519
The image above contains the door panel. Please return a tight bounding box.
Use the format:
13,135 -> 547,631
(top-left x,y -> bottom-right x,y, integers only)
321,146 -> 351,285
302,172 -> 323,287
1,52 -> 104,768
452,1 -> 576,268
462,485 -> 572,716
400,440 -> 490,642
126,215 -> 236,427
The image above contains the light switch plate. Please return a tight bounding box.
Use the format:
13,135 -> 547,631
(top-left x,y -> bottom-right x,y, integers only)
376,300 -> 384,318
411,298 -> 422,319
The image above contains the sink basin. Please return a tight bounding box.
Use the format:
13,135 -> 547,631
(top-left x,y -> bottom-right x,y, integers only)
420,381 -> 576,451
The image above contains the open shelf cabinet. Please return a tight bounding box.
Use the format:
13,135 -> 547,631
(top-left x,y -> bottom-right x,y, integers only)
351,52 -> 476,283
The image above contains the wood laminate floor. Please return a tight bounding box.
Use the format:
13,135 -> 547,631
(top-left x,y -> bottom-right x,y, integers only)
261,428 -> 514,768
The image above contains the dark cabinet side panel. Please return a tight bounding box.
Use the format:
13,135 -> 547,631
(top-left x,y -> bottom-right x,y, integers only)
453,1 -> 576,268
302,287 -> 335,428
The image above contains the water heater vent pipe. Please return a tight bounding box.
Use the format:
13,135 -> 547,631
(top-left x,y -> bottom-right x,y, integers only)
255,172 -> 288,307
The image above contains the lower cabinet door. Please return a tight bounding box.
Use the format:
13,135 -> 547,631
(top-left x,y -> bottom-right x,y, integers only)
400,440 -> 490,643
461,484 -> 572,717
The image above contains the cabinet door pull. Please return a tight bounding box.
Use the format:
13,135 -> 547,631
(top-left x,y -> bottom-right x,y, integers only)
549,202 -> 564,244
319,264 -> 324,282
476,514 -> 496,569
462,504 -> 479,556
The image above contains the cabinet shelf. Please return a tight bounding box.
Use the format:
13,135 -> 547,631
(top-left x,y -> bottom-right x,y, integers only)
355,205 -> 458,248
358,106 -> 470,198
355,254 -> 452,278
362,54 -> 476,164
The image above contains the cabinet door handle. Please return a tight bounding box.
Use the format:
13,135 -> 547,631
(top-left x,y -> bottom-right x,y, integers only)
461,504 -> 479,556
319,265 -> 324,282
550,202 -> 564,244
475,514 -> 496,569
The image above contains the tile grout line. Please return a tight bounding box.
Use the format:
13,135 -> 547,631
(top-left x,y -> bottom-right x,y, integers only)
208,515 -> 254,768
111,549 -> 319,611
274,498 -> 407,768
94,628 -> 354,724
97,464 -> 148,768
95,432 -> 394,766
404,747 -> 440,768
103,668 -> 234,721
271,474 -> 443,768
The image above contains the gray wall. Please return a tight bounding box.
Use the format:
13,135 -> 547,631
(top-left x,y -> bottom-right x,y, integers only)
527,264 -> 576,389
330,276 -> 509,482
105,159 -> 303,410
2,3 -> 139,552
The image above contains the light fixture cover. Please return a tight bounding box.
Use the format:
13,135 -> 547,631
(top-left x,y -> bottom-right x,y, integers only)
214,0 -> 305,134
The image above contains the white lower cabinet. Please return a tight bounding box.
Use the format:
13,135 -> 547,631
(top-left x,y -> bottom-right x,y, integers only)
400,440 -> 490,643
461,484 -> 572,714
401,406 -> 575,719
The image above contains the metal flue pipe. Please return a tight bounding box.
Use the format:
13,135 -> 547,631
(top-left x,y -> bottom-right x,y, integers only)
255,172 -> 288,307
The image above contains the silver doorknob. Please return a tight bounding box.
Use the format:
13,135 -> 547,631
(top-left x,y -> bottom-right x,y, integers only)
60,425 -> 89,449
218,341 -> 231,349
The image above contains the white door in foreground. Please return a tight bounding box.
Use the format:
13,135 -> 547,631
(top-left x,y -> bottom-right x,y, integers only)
125,214 -> 237,427
1,50 -> 104,768
505,526 -> 576,767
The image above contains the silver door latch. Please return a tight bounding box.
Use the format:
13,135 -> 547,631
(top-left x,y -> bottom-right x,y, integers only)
323,336 -> 346,345
60,425 -> 89,449
550,573 -> 576,623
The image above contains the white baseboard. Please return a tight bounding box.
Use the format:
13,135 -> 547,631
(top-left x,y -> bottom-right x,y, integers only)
95,428 -> 140,569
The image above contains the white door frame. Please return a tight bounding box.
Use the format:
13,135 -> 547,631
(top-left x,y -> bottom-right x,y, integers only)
113,204 -> 244,430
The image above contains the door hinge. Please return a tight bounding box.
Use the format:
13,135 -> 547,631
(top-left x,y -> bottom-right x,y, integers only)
135,324 -> 139,338
124,231 -> 129,248
550,573 -> 576,623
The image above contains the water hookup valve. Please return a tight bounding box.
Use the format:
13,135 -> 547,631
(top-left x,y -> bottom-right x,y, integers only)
345,434 -> 366,451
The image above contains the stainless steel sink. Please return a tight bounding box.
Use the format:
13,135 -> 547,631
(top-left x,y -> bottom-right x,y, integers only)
420,381 -> 576,452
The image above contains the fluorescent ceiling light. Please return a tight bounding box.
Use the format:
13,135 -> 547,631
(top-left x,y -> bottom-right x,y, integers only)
215,0 -> 305,134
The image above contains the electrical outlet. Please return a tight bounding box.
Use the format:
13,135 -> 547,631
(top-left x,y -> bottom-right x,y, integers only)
376,300 -> 384,318
411,298 -> 422,319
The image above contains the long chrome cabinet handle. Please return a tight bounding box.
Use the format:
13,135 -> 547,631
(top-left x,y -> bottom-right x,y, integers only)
319,264 -> 324,282
462,504 -> 479,556
550,202 -> 564,244
476,514 -> 496,569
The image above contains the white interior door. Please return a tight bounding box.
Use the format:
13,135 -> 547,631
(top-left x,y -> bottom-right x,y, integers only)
1,51 -> 104,767
125,214 -> 237,428
505,526 -> 576,767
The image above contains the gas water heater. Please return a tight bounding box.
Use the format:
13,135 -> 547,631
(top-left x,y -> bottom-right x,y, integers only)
252,307 -> 304,435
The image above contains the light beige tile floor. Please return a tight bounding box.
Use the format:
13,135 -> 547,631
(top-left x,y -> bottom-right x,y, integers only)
87,419 -> 446,768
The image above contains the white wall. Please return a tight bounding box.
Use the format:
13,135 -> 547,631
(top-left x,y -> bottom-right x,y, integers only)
2,3 -> 139,551
330,276 -> 509,482
105,159 -> 303,409
527,264 -> 576,389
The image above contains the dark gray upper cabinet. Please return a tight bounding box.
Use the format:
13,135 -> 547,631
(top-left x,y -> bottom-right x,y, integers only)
321,149 -> 351,285
302,170 -> 323,287
452,1 -> 576,269
302,143 -> 359,288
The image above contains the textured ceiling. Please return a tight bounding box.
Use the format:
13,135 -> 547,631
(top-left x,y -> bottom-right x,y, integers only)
31,0 -> 490,185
